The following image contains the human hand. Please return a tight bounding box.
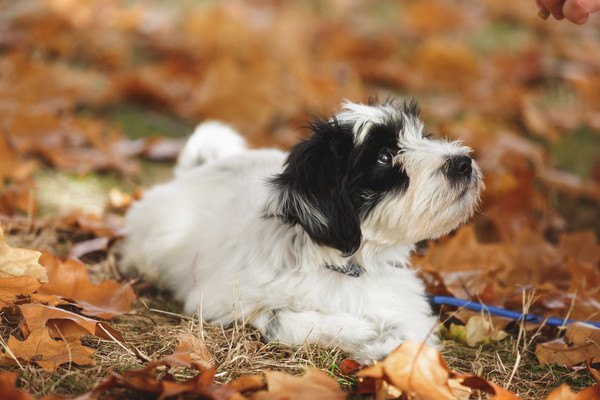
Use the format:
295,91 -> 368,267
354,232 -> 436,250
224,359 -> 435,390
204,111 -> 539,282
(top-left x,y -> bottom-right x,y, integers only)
536,0 -> 600,24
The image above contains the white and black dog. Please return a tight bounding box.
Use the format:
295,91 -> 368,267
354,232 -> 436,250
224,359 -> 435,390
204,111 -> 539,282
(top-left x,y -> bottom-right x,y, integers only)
120,99 -> 483,363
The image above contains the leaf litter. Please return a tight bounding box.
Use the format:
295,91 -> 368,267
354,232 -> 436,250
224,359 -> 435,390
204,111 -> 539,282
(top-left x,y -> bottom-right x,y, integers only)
0,0 -> 600,398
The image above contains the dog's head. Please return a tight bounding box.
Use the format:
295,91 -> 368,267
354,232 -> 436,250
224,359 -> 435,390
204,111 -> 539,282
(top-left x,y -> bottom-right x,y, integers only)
266,99 -> 483,256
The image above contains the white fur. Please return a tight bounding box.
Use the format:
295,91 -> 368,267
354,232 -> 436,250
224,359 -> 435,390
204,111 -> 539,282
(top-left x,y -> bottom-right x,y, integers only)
121,103 -> 483,363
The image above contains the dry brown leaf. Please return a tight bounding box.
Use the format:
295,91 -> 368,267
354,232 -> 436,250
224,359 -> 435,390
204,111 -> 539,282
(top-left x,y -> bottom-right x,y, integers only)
547,385 -> 579,400
566,322 -> 600,346
358,340 -> 471,400
229,374 -> 266,393
0,133 -> 37,189
91,364 -> 241,400
536,323 -> 600,366
0,227 -> 48,283
160,332 -> 214,370
37,252 -> 135,318
252,368 -> 345,400
0,372 -> 36,400
547,383 -> 600,400
0,276 -> 41,307
535,339 -> 599,367
5,327 -> 94,372
51,210 -> 121,238
489,383 -> 523,399
357,341 -> 521,400
68,237 -> 110,260
18,303 -> 123,341
559,231 -> 600,265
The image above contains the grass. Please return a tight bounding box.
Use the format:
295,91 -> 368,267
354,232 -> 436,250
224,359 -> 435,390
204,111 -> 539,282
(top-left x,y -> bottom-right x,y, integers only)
442,340 -> 594,398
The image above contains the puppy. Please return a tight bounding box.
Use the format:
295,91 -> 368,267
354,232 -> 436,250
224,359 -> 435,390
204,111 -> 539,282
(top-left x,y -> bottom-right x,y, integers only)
120,99 -> 483,363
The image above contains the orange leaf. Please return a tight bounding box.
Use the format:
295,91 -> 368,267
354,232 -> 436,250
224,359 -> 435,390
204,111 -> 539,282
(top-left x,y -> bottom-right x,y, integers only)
0,227 -> 48,283
159,332 -> 214,370
37,252 -> 135,318
536,323 -> 600,367
229,374 -> 265,393
357,341 -> 519,400
339,358 -> 361,375
371,341 -> 468,400
253,368 -> 346,400
0,372 -> 35,400
5,327 -> 94,372
547,383 -> 600,400
0,276 -> 41,307
19,303 -> 123,341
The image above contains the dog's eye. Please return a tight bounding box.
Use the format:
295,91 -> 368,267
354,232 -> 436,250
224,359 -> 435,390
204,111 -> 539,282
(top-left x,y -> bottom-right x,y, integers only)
423,132 -> 434,139
377,149 -> 394,165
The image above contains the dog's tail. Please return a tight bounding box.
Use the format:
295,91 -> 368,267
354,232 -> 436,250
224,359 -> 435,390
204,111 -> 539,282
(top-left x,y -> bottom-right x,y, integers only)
175,121 -> 247,177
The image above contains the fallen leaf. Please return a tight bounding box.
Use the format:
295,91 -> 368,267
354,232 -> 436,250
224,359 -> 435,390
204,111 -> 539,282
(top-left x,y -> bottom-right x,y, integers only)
0,372 -> 35,400
357,341 -> 521,400
68,237 -> 110,260
252,368 -> 346,400
547,383 -> 600,400
160,332 -> 214,370
0,276 -> 41,307
339,358 -> 361,375
536,323 -> 600,366
229,374 -> 265,393
0,227 -> 48,283
464,315 -> 509,347
358,340 -> 471,400
37,252 -> 135,318
547,385 -> 578,400
566,322 -> 600,345
536,339 -> 599,367
0,133 -> 37,189
51,210 -> 121,238
4,327 -> 94,372
559,231 -> 600,265
18,303 -> 124,341
91,364 -> 241,400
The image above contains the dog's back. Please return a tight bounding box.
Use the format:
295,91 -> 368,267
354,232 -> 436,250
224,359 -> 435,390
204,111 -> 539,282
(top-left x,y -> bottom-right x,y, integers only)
120,123 -> 285,308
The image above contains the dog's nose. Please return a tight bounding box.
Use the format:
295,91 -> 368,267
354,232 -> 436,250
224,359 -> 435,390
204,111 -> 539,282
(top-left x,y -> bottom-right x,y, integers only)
448,155 -> 472,176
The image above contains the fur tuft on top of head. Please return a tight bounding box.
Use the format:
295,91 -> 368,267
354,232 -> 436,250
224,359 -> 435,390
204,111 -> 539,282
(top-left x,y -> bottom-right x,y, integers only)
336,98 -> 421,145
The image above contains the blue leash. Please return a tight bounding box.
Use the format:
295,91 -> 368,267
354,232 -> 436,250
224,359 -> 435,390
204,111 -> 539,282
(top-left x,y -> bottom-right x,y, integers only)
431,295 -> 600,328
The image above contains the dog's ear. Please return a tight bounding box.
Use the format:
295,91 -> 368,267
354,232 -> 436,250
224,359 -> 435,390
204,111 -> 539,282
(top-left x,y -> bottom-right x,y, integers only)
266,120 -> 361,256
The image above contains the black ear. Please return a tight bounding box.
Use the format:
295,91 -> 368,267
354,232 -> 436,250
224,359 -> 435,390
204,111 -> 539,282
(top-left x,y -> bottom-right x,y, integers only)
266,120 -> 361,256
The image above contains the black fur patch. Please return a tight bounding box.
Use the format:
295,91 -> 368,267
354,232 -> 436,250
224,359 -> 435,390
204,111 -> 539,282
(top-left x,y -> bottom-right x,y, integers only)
269,119 -> 362,256
267,99 -> 416,256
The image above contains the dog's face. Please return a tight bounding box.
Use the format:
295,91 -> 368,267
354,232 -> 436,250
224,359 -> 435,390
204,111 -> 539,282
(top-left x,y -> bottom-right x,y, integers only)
266,100 -> 483,256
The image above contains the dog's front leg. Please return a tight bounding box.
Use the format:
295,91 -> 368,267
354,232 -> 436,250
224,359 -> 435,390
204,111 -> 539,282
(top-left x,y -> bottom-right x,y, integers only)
253,309 -> 378,354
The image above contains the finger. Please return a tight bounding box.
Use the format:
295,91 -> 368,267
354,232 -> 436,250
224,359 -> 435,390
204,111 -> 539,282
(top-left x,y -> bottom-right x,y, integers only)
539,0 -> 566,19
563,0 -> 590,23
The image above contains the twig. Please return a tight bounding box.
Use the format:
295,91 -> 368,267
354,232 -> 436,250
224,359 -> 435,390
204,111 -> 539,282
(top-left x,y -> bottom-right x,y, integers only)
98,324 -> 136,358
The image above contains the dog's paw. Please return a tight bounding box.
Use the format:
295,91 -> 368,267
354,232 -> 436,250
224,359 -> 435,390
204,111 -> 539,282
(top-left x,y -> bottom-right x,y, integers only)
341,317 -> 380,344
352,338 -> 403,365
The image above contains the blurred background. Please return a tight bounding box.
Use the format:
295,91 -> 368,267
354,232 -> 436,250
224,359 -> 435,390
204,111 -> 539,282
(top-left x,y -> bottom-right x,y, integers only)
0,0 -> 599,324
